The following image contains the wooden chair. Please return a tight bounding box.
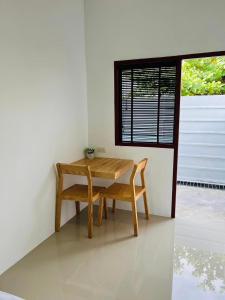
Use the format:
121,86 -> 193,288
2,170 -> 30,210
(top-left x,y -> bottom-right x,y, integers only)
99,158 -> 149,236
55,163 -> 105,238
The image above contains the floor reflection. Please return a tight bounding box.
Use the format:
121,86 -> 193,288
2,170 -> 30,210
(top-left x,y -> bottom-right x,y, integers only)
173,245 -> 225,299
173,186 -> 225,299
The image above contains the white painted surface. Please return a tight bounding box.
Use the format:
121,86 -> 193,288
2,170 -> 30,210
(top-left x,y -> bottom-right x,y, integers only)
84,0 -> 225,216
0,0 -> 88,274
0,291 -> 23,300
178,96 -> 225,184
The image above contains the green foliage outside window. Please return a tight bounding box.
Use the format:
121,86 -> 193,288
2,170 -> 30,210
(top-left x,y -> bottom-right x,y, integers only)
182,57 -> 225,96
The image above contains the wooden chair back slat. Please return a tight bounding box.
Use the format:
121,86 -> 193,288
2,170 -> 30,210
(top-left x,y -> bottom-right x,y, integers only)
56,163 -> 93,200
56,163 -> 90,176
130,158 -> 148,186
136,159 -> 148,173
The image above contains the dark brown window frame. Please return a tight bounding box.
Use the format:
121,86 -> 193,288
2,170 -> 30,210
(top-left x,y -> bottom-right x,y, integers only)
114,50 -> 225,219
115,58 -> 181,149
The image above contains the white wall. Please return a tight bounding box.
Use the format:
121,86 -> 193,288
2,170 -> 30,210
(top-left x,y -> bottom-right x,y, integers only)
84,0 -> 225,217
0,0 -> 88,274
178,96 -> 225,185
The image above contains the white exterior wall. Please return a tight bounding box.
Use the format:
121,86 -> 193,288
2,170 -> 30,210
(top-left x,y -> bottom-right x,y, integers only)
178,96 -> 225,185
0,0 -> 88,275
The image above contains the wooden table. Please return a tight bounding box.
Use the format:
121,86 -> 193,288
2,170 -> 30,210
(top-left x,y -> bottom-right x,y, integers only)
71,157 -> 134,179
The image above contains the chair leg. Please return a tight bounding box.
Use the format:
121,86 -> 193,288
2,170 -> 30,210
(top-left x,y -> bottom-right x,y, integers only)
103,198 -> 108,219
88,203 -> 93,239
112,199 -> 116,213
131,200 -> 138,237
75,201 -> 80,216
55,196 -> 62,232
98,198 -> 104,226
143,192 -> 149,220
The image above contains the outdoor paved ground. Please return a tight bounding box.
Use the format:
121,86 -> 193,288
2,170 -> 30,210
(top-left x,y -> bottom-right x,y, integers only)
176,185 -> 225,223
173,185 -> 225,299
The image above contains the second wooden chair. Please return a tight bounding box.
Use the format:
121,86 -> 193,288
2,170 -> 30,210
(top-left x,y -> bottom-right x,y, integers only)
99,158 -> 149,236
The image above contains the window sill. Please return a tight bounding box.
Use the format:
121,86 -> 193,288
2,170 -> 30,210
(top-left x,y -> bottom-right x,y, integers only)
115,142 -> 175,149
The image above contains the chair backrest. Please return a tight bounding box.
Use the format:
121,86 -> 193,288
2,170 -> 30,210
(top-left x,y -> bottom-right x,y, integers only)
130,158 -> 148,190
56,163 -> 93,200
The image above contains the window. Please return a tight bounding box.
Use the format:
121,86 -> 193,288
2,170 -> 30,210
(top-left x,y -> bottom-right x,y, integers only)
114,59 -> 180,148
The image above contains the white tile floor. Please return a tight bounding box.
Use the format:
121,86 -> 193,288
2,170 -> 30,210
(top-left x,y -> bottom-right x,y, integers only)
0,210 -> 175,300
0,187 -> 225,300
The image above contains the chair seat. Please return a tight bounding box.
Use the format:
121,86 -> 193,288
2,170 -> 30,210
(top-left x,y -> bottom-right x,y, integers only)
103,183 -> 145,201
62,184 -> 105,201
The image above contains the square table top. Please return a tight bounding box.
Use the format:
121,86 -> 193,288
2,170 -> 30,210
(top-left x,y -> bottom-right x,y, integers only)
71,157 -> 134,179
